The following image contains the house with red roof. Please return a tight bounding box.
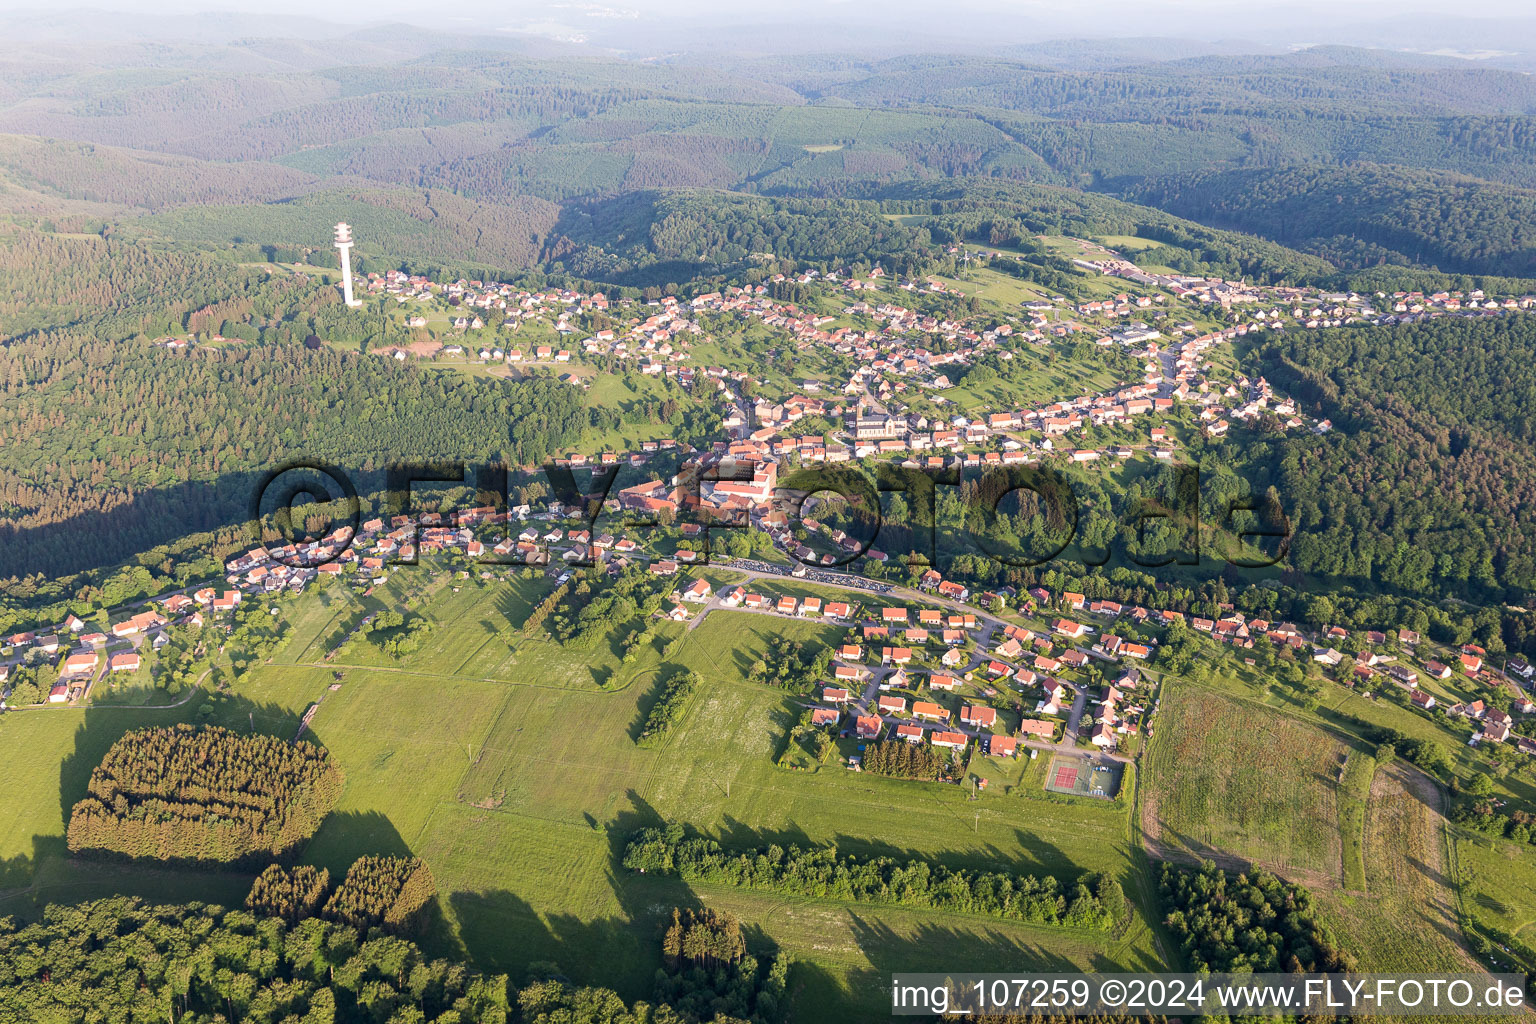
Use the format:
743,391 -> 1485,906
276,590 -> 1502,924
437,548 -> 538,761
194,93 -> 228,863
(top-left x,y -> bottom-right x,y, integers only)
912,701 -> 949,722
960,704 -> 997,729
987,735 -> 1018,757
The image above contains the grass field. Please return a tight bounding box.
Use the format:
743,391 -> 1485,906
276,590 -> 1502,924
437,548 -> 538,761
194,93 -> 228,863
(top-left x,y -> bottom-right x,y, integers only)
0,580 -> 1167,1021
671,610 -> 844,686
352,592 -> 1166,1018
1317,765 -> 1488,982
7,572 -> 1509,1018
1142,683 -> 1348,884
1338,751 -> 1377,891
1454,832 -> 1536,966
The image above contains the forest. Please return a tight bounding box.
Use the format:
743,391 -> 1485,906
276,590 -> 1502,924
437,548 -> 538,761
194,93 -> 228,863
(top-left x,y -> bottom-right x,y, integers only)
0,895 -> 774,1024
1127,163 -> 1536,278
1247,315 -> 1536,605
0,318 -> 587,580
1157,861 -> 1351,974
622,824 -> 1126,930
66,724 -> 344,864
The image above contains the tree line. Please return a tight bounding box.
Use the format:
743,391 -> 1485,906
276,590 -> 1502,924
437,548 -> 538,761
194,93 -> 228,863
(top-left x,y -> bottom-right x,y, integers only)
622,824 -> 1126,930
861,739 -> 952,781
638,670 -> 702,746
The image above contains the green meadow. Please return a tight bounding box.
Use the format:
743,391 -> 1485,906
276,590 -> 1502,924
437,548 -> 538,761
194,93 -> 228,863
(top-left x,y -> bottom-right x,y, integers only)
0,579 -> 1162,1020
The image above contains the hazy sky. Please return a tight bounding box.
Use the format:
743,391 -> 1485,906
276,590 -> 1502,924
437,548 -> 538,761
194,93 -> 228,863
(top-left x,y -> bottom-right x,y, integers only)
1,0 -> 1532,57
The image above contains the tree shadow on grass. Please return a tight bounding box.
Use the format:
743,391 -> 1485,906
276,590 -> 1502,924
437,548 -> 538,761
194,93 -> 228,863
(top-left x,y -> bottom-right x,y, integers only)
0,698 -> 455,932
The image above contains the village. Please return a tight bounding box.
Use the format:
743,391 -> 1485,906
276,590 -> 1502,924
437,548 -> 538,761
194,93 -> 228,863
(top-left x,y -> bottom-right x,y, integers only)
17,241 -> 1536,792
7,466 -> 1536,801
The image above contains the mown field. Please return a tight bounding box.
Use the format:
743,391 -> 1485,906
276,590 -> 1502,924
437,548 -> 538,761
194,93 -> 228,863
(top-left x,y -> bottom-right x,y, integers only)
1316,765 -> 1489,988
305,596 -> 1169,1019
1142,683 -> 1348,884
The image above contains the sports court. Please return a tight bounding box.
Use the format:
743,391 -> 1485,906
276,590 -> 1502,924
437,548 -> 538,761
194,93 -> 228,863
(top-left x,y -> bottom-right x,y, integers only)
1043,755 -> 1122,798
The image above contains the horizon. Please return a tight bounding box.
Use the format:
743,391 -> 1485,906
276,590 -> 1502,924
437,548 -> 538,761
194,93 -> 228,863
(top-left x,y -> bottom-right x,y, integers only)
0,1 -> 1533,61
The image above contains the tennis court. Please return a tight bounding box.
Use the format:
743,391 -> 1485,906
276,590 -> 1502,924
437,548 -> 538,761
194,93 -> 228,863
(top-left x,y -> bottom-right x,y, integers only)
1043,755 -> 1122,798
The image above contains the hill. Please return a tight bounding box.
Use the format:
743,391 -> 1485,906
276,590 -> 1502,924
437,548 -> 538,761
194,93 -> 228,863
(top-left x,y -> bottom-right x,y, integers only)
1126,163 -> 1536,278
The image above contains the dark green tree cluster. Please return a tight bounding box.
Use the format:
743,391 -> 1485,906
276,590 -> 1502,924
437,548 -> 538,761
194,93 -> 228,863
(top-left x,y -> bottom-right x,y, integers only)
623,825 -> 1123,930
0,896 -> 509,1023
638,670 -> 702,746
861,739 -> 946,781
1128,163 -> 1536,279
1158,861 -> 1352,974
750,634 -> 830,692
546,190 -> 939,288
354,609 -> 432,659
246,863 -> 331,922
656,907 -> 790,1024
322,855 -> 438,932
1251,316 -> 1536,606
554,567 -> 672,648
66,724 -> 343,864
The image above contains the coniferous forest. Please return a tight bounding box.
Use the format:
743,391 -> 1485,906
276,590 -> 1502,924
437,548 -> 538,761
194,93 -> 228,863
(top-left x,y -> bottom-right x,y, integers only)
66,725 -> 344,864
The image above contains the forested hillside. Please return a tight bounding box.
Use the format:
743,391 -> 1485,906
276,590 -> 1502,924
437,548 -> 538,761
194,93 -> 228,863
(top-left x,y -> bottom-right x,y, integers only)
0,43 -> 1531,296
544,190 -> 937,287
131,187 -> 562,273
1246,316 -> 1536,603
0,331 -> 586,577
873,179 -> 1339,285
1127,164 -> 1536,278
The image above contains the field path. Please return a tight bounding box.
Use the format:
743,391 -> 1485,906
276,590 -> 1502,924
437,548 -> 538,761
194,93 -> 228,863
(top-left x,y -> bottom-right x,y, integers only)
1316,762 -> 1491,989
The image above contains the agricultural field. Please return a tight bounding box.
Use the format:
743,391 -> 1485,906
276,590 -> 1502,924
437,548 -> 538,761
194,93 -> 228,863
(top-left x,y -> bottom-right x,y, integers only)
1317,766 -> 1489,983
1142,683 -> 1349,884
343,590 -> 1165,1019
